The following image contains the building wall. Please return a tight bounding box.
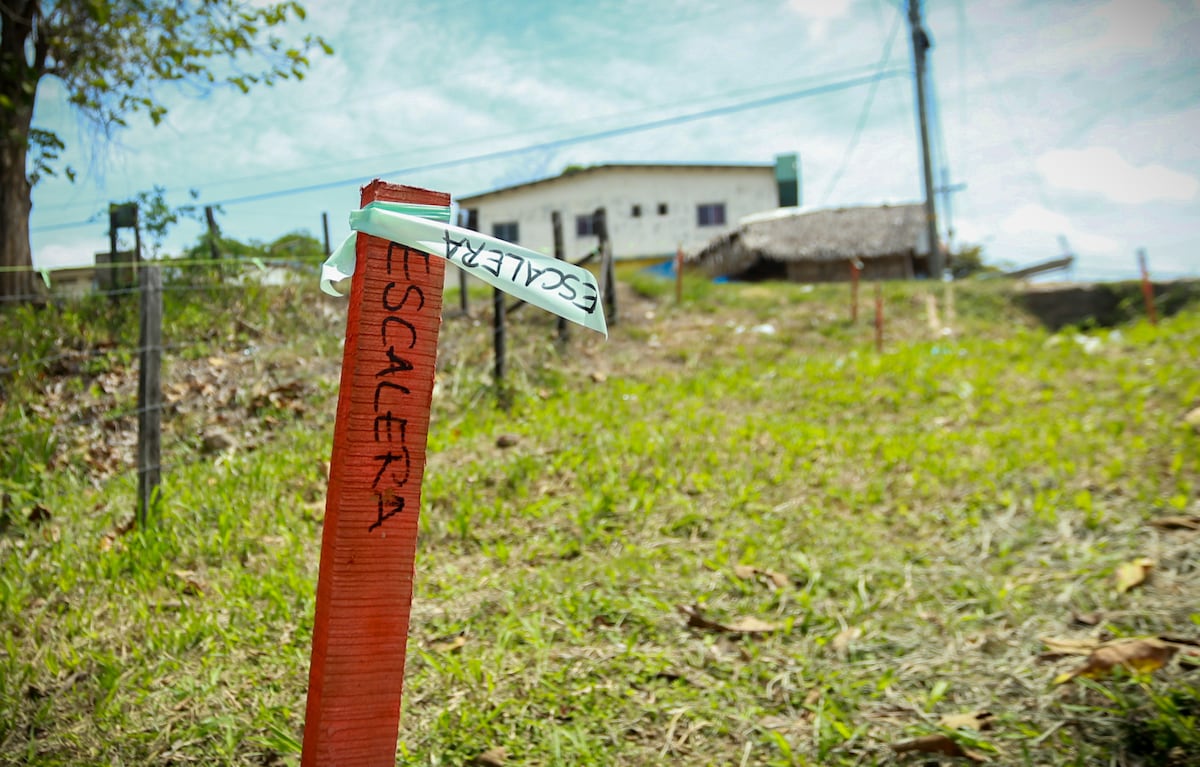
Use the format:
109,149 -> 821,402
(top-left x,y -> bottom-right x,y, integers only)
49,267 -> 97,297
783,254 -> 916,283
458,165 -> 778,263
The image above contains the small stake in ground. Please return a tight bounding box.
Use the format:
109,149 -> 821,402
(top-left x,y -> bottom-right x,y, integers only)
302,181 -> 448,766
1137,248 -> 1157,325
553,211 -> 569,347
675,244 -> 684,305
136,262 -> 162,528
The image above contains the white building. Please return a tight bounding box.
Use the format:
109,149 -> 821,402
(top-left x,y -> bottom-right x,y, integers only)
456,156 -> 798,264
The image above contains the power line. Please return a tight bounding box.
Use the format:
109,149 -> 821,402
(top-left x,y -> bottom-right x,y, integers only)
208,68 -> 908,206
820,10 -> 905,205
30,67 -> 905,231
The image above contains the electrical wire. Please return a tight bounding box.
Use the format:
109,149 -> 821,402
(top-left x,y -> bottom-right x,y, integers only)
30,67 -> 906,230
820,10 -> 905,205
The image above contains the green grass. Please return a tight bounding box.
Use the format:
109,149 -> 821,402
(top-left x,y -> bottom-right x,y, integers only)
1,272 -> 1198,765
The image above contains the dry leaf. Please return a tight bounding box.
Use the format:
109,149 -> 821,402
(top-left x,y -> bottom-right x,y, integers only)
207,356 -> 227,367
1070,611 -> 1102,628
831,627 -> 862,654
939,711 -> 994,732
1115,557 -> 1154,593
495,434 -> 520,448
678,604 -> 780,635
1148,516 -> 1200,531
733,564 -> 757,580
1039,636 -> 1101,660
471,746 -> 507,766
1054,637 -> 1180,684
891,734 -> 987,762
590,371 -> 606,383
726,616 -> 779,634
429,636 -> 467,654
733,564 -> 790,589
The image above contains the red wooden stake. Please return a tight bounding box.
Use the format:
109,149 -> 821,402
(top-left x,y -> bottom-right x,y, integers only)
874,281 -> 884,353
675,244 -> 684,305
302,181 -> 448,766
1137,249 -> 1158,326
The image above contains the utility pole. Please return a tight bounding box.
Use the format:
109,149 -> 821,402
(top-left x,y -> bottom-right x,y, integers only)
908,0 -> 942,278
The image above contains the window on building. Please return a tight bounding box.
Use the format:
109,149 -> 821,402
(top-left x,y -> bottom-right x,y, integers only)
631,204 -> 642,218
576,214 -> 596,237
462,208 -> 479,230
493,221 -> 519,243
697,203 -> 726,227
657,202 -> 669,216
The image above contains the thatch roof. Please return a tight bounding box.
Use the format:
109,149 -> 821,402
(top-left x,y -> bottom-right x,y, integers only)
691,203 -> 930,278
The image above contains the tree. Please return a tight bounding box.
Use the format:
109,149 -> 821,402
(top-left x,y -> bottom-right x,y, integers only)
948,244 -> 999,279
0,1 -> 330,302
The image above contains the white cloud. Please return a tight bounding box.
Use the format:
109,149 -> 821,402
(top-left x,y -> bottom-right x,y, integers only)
1000,203 -> 1119,254
785,0 -> 852,40
1036,146 -> 1198,204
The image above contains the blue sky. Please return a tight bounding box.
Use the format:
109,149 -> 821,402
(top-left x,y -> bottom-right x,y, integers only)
29,0 -> 1200,280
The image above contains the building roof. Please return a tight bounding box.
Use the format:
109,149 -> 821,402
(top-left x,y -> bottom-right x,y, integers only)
691,203 -> 930,277
457,162 -> 773,203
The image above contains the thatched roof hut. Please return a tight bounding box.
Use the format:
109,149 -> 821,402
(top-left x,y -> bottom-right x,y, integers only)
690,203 -> 933,281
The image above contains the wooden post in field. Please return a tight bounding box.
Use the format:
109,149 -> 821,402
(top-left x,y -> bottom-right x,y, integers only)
458,209 -> 476,317
552,211 -> 569,348
493,285 -> 506,389
136,262 -> 162,528
205,206 -> 221,262
301,181 -> 448,766
874,281 -> 884,353
675,244 -> 684,305
850,258 -> 862,323
596,207 -> 616,325
459,268 -> 470,316
1137,248 -> 1158,325
321,212 -> 331,255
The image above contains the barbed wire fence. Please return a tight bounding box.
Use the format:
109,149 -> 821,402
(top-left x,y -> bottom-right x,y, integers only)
1,216 -> 609,533
1,256 -> 345,530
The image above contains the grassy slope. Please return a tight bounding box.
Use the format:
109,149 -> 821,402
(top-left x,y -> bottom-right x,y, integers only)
1,273 -> 1197,765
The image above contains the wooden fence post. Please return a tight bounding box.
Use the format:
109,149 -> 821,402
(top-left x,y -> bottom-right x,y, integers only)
1137,248 -> 1158,325
136,262 -> 162,528
552,211 -> 569,347
595,207 -> 616,325
675,244 -> 684,305
205,206 -> 221,262
458,209 -> 475,317
493,285 -> 506,391
321,212 -> 331,255
301,181 -> 449,766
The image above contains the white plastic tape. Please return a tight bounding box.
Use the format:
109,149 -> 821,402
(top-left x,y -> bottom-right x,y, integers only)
322,202 -> 606,336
